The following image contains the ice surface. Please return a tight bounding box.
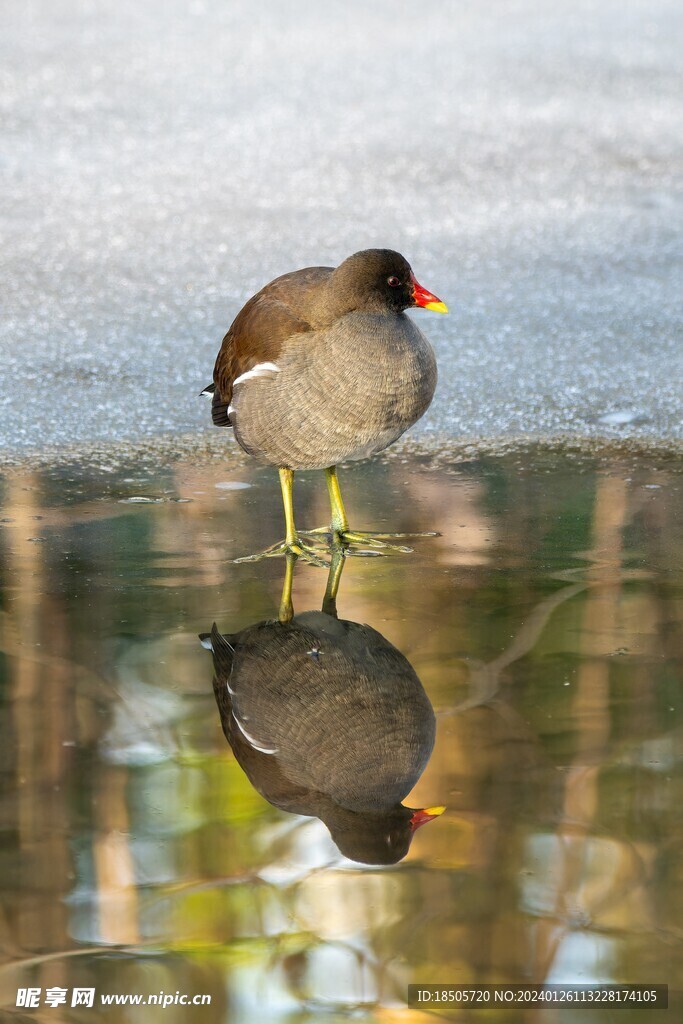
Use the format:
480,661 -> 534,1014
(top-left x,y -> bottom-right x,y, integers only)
2,0 -> 682,453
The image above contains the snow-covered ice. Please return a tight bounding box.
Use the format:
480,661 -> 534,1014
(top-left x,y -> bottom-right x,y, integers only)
2,0 -> 681,453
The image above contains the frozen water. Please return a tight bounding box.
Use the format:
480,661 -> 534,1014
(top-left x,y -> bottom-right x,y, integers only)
2,0 -> 682,453
596,409 -> 649,427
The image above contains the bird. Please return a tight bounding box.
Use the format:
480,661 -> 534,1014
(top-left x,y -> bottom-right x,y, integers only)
201,248 -> 447,563
200,552 -> 445,865
202,617 -> 443,864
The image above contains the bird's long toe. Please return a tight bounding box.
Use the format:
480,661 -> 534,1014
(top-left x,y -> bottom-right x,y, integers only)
298,526 -> 440,556
342,532 -> 414,554
340,529 -> 440,555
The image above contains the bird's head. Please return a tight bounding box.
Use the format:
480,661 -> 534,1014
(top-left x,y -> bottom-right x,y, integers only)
326,803 -> 446,865
330,249 -> 448,317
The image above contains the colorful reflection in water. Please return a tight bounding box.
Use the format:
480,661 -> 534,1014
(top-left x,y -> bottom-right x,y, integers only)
0,448 -> 681,1021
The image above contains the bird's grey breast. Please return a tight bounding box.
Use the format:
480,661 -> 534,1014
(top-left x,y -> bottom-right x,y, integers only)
321,310 -> 436,377
231,311 -> 437,469
300,311 -> 437,428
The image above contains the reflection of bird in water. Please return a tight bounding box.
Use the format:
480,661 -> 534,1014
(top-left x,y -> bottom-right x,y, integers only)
201,553 -> 444,864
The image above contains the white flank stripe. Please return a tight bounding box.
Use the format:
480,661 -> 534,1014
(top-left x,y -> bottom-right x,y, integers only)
233,362 -> 280,387
233,712 -> 278,754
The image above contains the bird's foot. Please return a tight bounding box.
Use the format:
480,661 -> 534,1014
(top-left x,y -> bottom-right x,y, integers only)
341,529 -> 439,555
299,527 -> 440,556
234,536 -> 330,568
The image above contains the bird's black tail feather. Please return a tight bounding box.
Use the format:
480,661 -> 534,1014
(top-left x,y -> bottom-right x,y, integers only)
200,622 -> 235,677
199,381 -> 232,426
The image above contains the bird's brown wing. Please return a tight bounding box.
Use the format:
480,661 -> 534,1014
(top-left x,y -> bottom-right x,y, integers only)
210,266 -> 332,426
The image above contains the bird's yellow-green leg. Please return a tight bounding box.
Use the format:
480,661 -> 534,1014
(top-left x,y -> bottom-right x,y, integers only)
300,466 -> 348,541
300,466 -> 440,555
326,465 -> 350,539
325,468 -> 440,557
234,468 -> 330,567
281,467 -> 298,548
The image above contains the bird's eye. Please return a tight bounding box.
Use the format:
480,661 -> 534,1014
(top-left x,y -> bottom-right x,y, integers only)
387,275 -> 401,287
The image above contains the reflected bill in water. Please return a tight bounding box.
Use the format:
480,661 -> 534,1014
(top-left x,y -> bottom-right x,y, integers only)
201,552 -> 445,865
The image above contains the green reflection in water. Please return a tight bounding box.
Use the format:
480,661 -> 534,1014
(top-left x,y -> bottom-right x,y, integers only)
0,448 -> 681,1022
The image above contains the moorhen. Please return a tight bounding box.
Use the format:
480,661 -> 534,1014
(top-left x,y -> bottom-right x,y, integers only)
202,248 -> 447,563
200,552 -> 444,864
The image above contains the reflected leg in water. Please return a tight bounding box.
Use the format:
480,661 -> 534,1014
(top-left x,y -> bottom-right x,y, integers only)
321,545 -> 346,618
278,550 -> 297,624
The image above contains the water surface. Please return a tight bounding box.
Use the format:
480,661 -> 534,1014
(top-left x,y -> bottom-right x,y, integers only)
0,447 -> 681,1021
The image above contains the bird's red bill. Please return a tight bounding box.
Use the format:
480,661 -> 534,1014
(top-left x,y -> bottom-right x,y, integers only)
410,274 -> 448,313
410,805 -> 446,831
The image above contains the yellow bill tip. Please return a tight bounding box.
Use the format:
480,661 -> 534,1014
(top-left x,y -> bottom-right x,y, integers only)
423,300 -> 449,314
423,805 -> 446,817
